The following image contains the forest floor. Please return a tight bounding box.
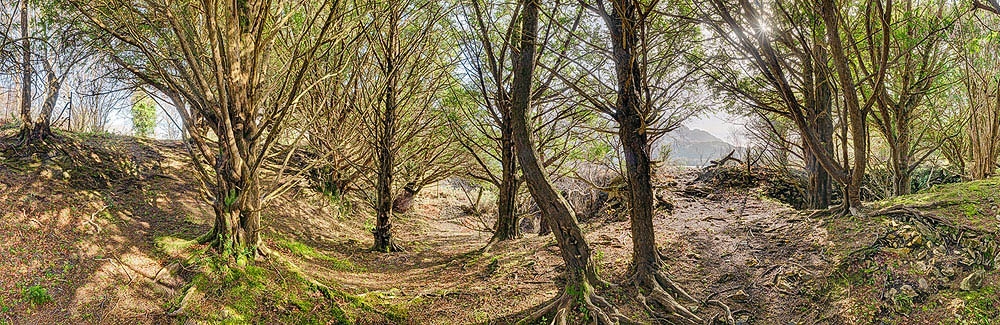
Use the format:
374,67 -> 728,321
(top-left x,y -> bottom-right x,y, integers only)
0,131 -> 997,324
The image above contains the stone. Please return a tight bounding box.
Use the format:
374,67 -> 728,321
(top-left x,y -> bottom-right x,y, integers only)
898,284 -> 917,298
960,270 -> 985,291
941,265 -> 956,279
729,290 -> 749,302
917,278 -> 930,292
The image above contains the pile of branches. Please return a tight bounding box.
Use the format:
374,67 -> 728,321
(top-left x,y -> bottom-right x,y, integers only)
688,151 -> 807,208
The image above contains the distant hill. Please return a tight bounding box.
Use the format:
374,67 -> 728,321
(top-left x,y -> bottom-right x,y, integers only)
654,125 -> 736,167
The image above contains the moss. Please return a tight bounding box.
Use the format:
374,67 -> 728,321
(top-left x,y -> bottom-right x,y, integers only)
876,178 -> 1000,231
277,237 -> 360,272
154,236 -> 198,256
956,284 -> 1000,324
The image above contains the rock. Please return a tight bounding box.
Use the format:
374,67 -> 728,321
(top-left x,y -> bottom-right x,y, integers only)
729,290 -> 749,302
941,265 -> 956,279
898,284 -> 917,298
917,278 -> 930,292
960,270 -> 985,291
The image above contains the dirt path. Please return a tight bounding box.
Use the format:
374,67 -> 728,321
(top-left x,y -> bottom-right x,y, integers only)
270,180 -> 834,324
0,134 -> 837,324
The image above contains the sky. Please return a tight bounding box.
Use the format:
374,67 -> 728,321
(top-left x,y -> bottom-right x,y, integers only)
685,112 -> 746,146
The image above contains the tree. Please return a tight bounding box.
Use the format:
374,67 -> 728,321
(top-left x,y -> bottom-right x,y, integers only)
952,12 -> 1000,179
74,0 -> 344,259
357,0 -> 454,252
554,0 -> 708,320
17,0 -> 31,141
702,0 -> 889,214
131,92 -> 155,138
701,0 -> 837,209
867,0 -> 955,196
509,0 -> 630,323
453,0 -> 592,245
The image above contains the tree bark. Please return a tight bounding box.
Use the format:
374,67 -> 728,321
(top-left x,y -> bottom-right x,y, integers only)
18,0 -> 32,139
373,8 -> 402,252
491,128 -> 521,242
601,1 -> 704,322
510,2 -> 630,323
32,60 -> 60,139
511,0 -> 597,283
819,0 -> 870,213
202,156 -> 263,258
803,39 -> 833,209
601,0 -> 661,282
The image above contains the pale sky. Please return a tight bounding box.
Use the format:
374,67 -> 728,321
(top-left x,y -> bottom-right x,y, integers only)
685,112 -> 746,146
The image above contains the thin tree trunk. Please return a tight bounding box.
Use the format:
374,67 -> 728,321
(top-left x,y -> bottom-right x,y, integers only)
602,0 -> 661,282
820,0 -> 868,213
603,1 -> 704,322
373,10 -> 402,252
510,2 -> 607,313
492,128 -> 521,242
33,61 -> 59,138
19,0 -> 32,138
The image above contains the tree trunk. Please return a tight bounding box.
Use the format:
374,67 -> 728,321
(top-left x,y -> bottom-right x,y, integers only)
803,37 -> 834,209
492,128 -> 521,242
510,0 -> 597,282
890,123 -> 913,196
820,0 -> 868,214
603,0 -> 661,282
32,61 -> 60,140
510,5 -> 616,323
603,1 -> 704,322
18,0 -> 32,139
373,15 -> 402,252
201,153 -> 263,259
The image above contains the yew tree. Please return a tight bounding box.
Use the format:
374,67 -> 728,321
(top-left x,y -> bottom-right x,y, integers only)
74,0 -> 345,258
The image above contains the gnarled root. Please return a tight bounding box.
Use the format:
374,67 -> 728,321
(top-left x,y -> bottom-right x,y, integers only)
519,278 -> 635,325
634,270 -> 734,325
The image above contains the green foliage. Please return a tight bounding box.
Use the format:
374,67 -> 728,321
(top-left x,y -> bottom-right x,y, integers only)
131,93 -> 157,138
22,285 -> 52,306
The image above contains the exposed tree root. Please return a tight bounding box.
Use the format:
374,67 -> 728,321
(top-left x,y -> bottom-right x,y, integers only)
634,270 -> 705,325
519,277 -> 635,325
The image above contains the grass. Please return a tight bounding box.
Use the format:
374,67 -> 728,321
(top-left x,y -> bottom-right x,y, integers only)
177,251 -> 353,324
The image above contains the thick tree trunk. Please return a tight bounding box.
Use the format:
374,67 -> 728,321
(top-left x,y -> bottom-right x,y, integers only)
492,129 -> 521,242
804,41 -> 834,209
201,155 -> 263,258
890,127 -> 913,196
